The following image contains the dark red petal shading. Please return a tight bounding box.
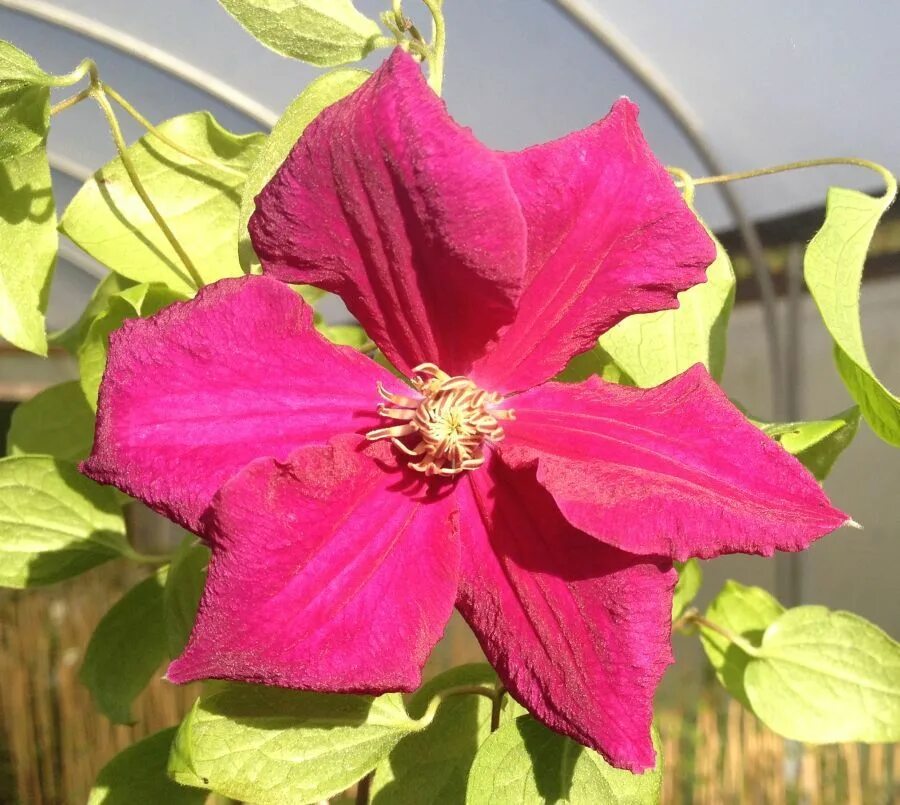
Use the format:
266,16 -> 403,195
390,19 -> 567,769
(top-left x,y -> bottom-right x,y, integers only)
471,99 -> 716,393
454,453 -> 674,772
168,437 -> 459,692
81,276 -> 394,532
250,49 -> 527,378
501,365 -> 849,561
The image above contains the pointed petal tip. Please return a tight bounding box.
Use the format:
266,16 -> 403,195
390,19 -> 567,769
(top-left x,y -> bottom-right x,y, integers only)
846,518 -> 863,530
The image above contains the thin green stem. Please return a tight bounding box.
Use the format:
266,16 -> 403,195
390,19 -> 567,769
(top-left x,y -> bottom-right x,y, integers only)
667,164 -> 696,206
681,608 -> 762,658
101,83 -> 246,178
90,85 -> 204,289
417,684 -> 500,727
420,0 -> 446,94
48,57 -> 94,88
122,547 -> 173,565
674,157 -> 895,200
50,87 -> 91,116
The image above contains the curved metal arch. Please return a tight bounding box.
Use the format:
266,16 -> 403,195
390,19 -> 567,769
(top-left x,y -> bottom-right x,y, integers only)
550,0 -> 785,417
0,0 -> 278,128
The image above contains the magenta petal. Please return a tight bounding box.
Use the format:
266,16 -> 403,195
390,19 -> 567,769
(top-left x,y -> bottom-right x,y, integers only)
250,49 -> 527,377
168,437 -> 459,691
502,365 -> 849,561
456,455 -> 674,771
471,99 -> 716,393
81,276 -> 393,532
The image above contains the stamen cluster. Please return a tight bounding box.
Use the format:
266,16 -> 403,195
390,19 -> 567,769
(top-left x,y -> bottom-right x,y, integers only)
366,363 -> 514,476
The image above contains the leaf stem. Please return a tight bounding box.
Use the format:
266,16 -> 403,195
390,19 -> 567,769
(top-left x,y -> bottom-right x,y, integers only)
101,84 -> 247,178
417,684 -> 501,727
420,0 -> 446,94
48,57 -> 94,88
50,87 -> 91,116
122,547 -> 173,565
671,157 -> 896,200
680,608 -> 762,658
90,84 -> 204,289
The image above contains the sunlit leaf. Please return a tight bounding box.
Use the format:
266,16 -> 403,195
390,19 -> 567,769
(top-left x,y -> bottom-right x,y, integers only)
240,68 -> 370,271
60,112 -> 263,296
218,0 -> 382,67
0,142 -> 56,354
88,727 -> 207,805
0,456 -> 127,588
169,685 -> 421,804
599,219 -> 734,386
7,381 -> 94,461
671,559 -> 702,622
78,283 -> 184,408
51,272 -> 135,354
756,407 -> 861,480
372,664 -> 497,804
746,607 -> 900,743
80,570 -> 169,724
699,581 -> 784,708
804,173 -> 900,446
466,715 -> 661,804
0,41 -> 52,161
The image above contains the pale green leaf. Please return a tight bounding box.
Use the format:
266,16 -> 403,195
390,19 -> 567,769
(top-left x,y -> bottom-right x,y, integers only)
169,685 -> 421,804
7,381 -> 94,461
0,456 -> 127,588
804,174 -> 900,446
88,727 -> 208,805
0,41 -> 52,161
218,0 -> 382,67
60,112 -> 264,296
757,406 -> 861,480
744,606 -> 900,743
50,272 -> 135,354
372,664 -> 497,804
671,559 -> 702,622
466,715 -> 661,804
240,68 -> 369,271
319,322 -> 372,350
78,283 -> 183,408
699,581 -> 784,708
555,342 -> 633,385
599,223 -> 735,386
80,570 -> 169,724
164,537 -> 209,658
0,143 -> 57,354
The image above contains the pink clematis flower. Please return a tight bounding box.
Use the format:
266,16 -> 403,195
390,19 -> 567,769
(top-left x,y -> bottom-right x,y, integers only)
81,50 -> 849,771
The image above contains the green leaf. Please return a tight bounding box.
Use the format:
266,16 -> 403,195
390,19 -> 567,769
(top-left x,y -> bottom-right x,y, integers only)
372,664 -> 497,804
756,407 -> 861,480
699,581 -> 784,708
80,570 -> 169,724
169,685 -> 422,804
466,715 -> 661,804
7,381 -> 95,461
0,456 -> 127,588
804,174 -> 900,446
78,282 -> 183,408
0,41 -> 52,161
671,559 -> 702,622
319,322 -> 372,351
239,68 -> 370,271
50,272 -> 136,354
556,342 -> 633,385
164,537 -> 209,658
88,727 -> 207,805
218,1 -> 382,67
744,606 -> 900,743
599,223 -> 735,386
0,142 -> 57,354
60,112 -> 264,296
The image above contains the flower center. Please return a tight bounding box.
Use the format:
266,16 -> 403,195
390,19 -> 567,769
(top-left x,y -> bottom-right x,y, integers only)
366,363 -> 514,477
